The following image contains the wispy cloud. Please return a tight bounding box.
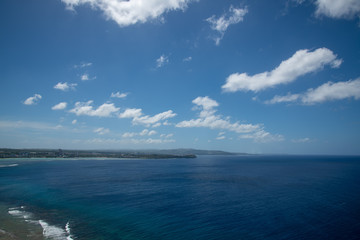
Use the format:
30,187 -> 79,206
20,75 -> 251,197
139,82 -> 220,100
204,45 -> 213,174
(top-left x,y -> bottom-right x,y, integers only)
119,108 -> 176,127
315,0 -> 360,19
74,62 -> 92,68
222,48 -> 342,93
80,74 -> 96,81
111,92 -> 128,99
70,101 -> 120,117
122,129 -> 157,138
183,56 -> 192,62
292,137 -> 311,143
23,94 -> 42,105
62,0 -> 194,27
156,54 -> 169,68
54,82 -> 77,91
51,102 -> 67,110
176,96 -> 283,142
94,127 -> 110,135
266,78 -> 360,105
206,6 -> 248,45
0,120 -> 62,131
85,137 -> 175,145
133,110 -> 177,127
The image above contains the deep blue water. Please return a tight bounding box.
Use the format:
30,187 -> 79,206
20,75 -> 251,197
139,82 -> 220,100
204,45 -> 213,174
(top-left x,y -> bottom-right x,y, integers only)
1,155 -> 360,239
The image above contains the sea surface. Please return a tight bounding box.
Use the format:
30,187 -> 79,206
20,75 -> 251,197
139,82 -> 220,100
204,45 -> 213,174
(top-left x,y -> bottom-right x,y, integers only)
0,155 -> 360,240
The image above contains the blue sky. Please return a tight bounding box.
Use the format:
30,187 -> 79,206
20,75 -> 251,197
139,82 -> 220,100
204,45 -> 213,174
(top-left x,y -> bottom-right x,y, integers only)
1,0 -> 360,154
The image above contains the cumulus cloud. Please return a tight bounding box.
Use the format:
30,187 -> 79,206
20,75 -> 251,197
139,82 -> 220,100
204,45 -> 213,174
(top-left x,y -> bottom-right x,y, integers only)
206,6 -> 248,45
315,0 -> 360,19
156,54 -> 169,68
94,127 -> 110,135
111,91 -> 128,99
23,94 -> 42,105
61,0 -> 193,27
222,48 -> 342,93
70,100 -> 120,117
176,96 -> 283,142
266,78 -> 360,105
51,102 -> 67,110
54,82 -> 78,91
118,108 -> 143,118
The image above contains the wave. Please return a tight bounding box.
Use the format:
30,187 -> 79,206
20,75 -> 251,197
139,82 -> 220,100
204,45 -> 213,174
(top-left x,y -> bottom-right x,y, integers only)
8,206 -> 74,240
39,220 -> 74,240
0,163 -> 19,168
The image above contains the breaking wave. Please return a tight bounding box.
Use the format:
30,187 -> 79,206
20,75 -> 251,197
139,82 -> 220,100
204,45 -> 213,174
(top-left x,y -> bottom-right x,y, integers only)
8,206 -> 74,240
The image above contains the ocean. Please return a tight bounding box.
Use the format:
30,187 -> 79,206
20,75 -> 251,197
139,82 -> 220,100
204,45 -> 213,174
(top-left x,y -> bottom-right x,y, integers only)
0,155 -> 360,240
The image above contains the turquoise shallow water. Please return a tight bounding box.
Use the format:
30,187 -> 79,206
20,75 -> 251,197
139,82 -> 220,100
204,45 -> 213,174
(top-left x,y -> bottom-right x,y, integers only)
1,155 -> 360,240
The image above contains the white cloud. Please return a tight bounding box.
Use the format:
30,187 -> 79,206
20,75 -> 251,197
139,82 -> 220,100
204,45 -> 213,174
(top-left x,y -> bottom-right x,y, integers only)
292,137 -> 311,143
192,96 -> 219,110
148,130 -> 157,136
216,135 -> 226,140
222,48 -> 342,93
183,56 -> 192,62
74,62 -> 92,68
62,0 -> 193,27
81,74 -> 89,81
119,108 -> 143,118
133,110 -> 176,126
160,133 -> 174,138
51,102 -> 67,110
0,120 -> 62,131
239,130 -> 285,143
206,6 -> 248,45
266,78 -> 360,105
87,136 -> 175,145
111,92 -> 128,99
315,0 -> 360,19
94,127 -> 110,135
81,74 -> 96,81
72,119 -> 77,124
176,96 -> 282,142
122,132 -> 136,138
54,82 -> 77,91
265,93 -> 301,104
70,100 -> 120,117
139,129 -> 150,136
302,79 -> 360,104
156,54 -> 169,68
23,94 -> 42,105
119,108 -> 176,127
123,129 -> 157,138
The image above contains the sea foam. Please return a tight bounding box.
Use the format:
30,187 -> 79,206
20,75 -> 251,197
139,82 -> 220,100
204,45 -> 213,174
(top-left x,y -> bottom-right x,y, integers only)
39,220 -> 73,240
0,164 -> 19,168
8,206 -> 74,240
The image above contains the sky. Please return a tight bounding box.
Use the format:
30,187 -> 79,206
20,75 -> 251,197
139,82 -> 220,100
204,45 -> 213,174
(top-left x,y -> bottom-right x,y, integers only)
1,0 -> 360,155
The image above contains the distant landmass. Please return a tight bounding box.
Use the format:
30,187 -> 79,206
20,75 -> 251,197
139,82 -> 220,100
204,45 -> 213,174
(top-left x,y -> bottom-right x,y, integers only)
0,148 -> 243,159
